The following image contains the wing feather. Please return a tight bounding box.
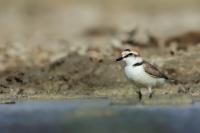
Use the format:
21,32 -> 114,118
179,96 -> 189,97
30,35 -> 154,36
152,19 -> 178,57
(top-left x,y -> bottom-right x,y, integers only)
143,61 -> 168,79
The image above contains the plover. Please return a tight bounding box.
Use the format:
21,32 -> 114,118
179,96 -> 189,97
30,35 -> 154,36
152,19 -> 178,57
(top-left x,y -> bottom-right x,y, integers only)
116,48 -> 169,99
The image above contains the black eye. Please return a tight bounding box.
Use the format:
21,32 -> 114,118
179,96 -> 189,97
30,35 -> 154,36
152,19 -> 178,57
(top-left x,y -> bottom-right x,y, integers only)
124,53 -> 133,58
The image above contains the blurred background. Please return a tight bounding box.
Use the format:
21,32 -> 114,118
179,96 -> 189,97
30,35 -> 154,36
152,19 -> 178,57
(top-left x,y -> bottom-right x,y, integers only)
1,0 -> 200,69
0,0 -> 200,100
1,1 -> 200,133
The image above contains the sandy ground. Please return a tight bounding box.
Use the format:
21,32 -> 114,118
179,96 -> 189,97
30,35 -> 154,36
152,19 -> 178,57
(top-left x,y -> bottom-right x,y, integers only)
0,0 -> 200,104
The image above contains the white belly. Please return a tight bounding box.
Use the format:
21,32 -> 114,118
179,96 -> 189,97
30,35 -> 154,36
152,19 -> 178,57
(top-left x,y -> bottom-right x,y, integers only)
124,65 -> 165,87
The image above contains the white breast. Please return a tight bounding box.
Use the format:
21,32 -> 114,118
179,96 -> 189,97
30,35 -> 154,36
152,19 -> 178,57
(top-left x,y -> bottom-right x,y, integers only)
124,65 -> 165,87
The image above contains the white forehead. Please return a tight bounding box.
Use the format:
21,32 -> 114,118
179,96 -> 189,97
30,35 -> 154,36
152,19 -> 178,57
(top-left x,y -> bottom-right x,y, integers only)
122,50 -> 138,56
122,51 -> 130,56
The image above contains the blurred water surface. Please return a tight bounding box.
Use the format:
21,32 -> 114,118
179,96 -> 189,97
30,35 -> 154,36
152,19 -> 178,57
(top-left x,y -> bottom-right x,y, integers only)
0,100 -> 200,133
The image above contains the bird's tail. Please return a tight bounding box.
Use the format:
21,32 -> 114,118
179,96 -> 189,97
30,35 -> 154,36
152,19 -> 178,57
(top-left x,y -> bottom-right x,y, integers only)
167,78 -> 184,85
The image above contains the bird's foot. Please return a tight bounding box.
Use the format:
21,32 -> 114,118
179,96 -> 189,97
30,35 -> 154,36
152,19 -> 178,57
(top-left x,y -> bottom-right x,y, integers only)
148,92 -> 153,99
148,87 -> 153,99
136,90 -> 142,101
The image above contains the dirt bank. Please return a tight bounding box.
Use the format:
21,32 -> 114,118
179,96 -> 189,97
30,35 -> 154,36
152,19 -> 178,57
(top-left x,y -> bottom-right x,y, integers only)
0,43 -> 200,105
1,1 -> 200,105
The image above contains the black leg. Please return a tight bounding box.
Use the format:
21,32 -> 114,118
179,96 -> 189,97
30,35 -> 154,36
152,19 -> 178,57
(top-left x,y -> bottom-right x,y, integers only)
136,90 -> 142,101
149,92 -> 153,99
148,87 -> 153,99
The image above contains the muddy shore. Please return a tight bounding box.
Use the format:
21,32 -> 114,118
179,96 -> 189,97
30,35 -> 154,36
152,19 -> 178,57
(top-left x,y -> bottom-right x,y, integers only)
0,43 -> 200,105
0,0 -> 200,105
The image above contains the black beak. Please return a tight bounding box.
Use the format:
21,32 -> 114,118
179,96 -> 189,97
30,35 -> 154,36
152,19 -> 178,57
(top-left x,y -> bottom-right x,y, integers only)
116,57 -> 123,61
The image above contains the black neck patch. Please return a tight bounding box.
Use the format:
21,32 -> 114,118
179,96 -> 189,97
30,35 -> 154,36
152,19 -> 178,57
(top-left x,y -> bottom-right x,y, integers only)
133,61 -> 144,67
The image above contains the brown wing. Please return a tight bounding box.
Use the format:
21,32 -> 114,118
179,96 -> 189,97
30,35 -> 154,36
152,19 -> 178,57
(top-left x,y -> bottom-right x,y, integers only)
143,61 -> 168,79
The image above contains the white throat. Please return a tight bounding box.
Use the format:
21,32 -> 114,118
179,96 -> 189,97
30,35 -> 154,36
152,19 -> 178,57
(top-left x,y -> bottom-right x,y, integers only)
123,56 -> 143,66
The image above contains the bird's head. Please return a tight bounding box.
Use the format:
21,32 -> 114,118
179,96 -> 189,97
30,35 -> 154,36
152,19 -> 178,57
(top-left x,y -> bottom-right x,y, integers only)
116,48 -> 142,65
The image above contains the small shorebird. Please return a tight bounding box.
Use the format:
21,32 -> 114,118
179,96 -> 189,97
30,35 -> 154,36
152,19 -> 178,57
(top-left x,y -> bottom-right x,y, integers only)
116,48 -> 169,100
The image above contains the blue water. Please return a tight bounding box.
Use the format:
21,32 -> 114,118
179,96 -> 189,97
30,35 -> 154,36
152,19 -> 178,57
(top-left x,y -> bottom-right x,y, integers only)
0,100 -> 200,133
